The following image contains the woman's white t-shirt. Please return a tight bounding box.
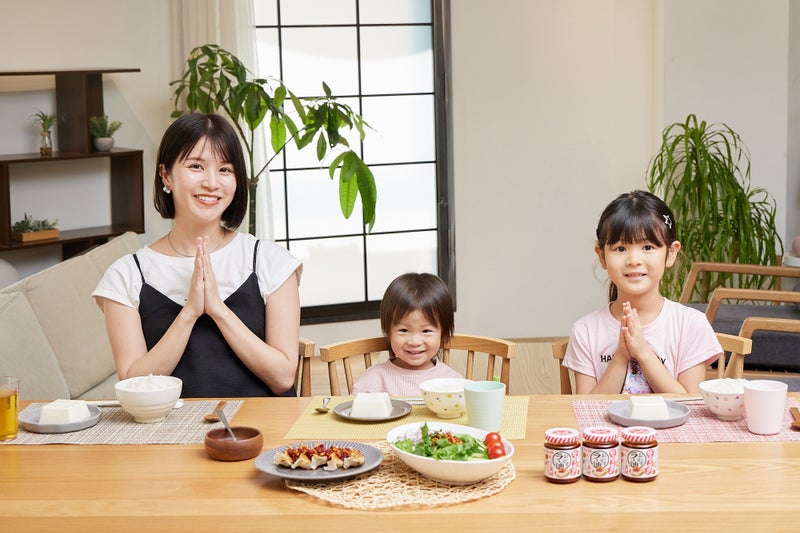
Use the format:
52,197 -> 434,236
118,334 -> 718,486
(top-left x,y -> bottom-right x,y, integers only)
92,231 -> 301,309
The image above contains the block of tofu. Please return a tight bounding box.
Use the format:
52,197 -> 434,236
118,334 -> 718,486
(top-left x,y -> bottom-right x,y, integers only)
38,399 -> 91,425
629,395 -> 670,420
350,392 -> 393,418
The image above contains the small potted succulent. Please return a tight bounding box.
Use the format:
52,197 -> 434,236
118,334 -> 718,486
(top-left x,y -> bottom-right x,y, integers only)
30,109 -> 57,156
11,213 -> 59,242
89,114 -> 122,152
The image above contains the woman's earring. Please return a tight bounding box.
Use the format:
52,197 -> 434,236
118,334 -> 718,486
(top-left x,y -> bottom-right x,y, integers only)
163,185 -> 171,194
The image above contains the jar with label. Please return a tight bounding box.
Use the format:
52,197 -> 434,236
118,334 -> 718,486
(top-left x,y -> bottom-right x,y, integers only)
544,427 -> 581,483
582,427 -> 619,482
620,426 -> 658,482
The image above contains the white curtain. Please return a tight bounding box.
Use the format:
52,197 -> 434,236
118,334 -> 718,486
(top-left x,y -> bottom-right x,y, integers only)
171,0 -> 273,239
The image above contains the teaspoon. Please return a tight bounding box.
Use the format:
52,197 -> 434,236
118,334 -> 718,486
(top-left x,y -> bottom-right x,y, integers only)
315,397 -> 331,414
203,400 -> 228,422
216,409 -> 238,441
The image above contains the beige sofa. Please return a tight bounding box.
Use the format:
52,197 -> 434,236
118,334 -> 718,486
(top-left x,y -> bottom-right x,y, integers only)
0,232 -> 142,400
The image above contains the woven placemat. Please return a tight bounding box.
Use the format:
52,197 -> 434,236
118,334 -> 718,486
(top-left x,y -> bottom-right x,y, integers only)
572,397 -> 800,443
2,400 -> 242,445
285,396 -> 529,441
285,441 -> 515,509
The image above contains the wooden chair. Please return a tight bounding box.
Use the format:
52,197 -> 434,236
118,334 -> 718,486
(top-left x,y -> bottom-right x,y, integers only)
723,317 -> 800,380
551,332 -> 752,394
319,334 -> 518,396
295,338 -> 315,397
680,261 -> 800,377
678,261 -> 800,304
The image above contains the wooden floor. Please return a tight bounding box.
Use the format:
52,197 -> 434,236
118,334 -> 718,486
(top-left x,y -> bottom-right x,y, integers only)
305,339 -> 569,397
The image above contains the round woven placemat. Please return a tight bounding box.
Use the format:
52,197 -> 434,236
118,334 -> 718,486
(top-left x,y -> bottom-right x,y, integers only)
284,441 -> 515,510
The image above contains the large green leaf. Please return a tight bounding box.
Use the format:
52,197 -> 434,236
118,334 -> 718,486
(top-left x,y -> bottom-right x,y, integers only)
170,44 -> 378,235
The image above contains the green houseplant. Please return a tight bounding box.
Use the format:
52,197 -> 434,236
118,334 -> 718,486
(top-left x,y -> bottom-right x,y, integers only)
11,213 -> 59,242
646,114 -> 783,302
170,44 -> 376,234
89,114 -> 122,152
30,109 -> 56,156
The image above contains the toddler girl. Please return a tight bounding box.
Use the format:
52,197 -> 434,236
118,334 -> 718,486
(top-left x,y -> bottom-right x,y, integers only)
351,273 -> 462,395
562,190 -> 722,394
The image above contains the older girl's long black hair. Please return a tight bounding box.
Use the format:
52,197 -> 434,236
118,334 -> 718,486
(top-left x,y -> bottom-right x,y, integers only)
596,190 -> 678,302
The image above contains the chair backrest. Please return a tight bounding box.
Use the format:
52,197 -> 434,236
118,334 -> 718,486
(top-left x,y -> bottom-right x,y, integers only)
679,261 -> 800,304
551,332 -> 752,394
319,334 -> 518,396
724,317 -> 800,379
704,287 -> 800,324
551,339 -> 572,394
295,338 -> 315,397
443,334 -> 517,392
319,336 -> 388,396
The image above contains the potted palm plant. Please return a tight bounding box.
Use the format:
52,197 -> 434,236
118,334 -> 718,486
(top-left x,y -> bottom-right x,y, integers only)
89,114 -> 122,152
170,44 -> 376,235
646,114 -> 784,302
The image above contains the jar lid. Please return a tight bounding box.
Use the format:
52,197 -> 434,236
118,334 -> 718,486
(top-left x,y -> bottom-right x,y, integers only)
621,426 -> 657,443
544,427 -> 580,445
583,426 -> 619,444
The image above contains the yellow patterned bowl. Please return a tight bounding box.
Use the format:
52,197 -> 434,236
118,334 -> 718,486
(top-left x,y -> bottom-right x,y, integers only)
419,378 -> 468,418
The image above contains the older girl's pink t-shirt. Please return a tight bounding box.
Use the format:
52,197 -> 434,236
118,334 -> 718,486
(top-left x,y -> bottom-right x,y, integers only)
562,299 -> 721,393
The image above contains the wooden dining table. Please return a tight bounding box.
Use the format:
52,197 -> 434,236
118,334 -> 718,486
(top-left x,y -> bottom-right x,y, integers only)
2,394 -> 799,532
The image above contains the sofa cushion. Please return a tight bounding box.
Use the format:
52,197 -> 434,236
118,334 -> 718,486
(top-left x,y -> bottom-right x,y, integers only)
0,292 -> 71,400
86,231 -> 141,274
20,254 -> 115,398
77,371 -> 119,400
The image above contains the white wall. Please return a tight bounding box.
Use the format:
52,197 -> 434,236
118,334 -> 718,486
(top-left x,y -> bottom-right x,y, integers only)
0,0 -> 795,348
0,0 -> 174,277
661,0 -> 792,243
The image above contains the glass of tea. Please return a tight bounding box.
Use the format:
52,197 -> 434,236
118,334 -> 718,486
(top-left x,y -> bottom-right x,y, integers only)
0,376 -> 20,441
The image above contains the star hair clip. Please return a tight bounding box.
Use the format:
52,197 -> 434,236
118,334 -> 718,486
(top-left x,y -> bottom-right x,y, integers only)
663,214 -> 672,229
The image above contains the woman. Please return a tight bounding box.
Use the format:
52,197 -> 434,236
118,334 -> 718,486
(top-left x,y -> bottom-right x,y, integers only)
93,113 -> 302,397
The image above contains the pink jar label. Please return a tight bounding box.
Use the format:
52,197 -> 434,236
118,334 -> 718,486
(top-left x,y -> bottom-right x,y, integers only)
544,446 -> 581,481
582,446 -> 619,479
620,445 -> 658,480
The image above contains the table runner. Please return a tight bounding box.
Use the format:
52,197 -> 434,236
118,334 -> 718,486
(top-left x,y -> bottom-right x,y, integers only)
572,398 -> 800,443
2,400 -> 242,445
285,441 -> 515,510
285,396 -> 528,440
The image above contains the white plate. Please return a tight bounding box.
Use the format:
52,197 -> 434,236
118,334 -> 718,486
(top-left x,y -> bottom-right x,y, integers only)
333,399 -> 412,422
255,441 -> 383,481
607,400 -> 690,429
19,404 -> 102,434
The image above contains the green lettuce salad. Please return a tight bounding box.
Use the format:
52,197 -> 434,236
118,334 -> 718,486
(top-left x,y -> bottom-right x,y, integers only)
392,423 -> 488,461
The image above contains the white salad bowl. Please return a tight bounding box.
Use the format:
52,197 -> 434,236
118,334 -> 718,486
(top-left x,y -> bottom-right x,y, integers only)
387,421 -> 514,485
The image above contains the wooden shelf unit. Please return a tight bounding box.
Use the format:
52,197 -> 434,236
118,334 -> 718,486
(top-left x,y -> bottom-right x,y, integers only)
0,68 -> 143,259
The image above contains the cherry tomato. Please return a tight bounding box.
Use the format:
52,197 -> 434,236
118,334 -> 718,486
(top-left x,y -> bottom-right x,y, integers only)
484,432 -> 503,446
487,442 -> 506,459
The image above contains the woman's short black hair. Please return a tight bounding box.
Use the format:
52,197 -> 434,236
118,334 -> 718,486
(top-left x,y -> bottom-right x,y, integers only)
153,113 -> 248,229
380,273 -> 455,351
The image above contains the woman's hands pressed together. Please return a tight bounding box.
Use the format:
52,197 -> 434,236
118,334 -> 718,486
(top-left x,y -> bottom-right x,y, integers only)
183,235 -> 228,321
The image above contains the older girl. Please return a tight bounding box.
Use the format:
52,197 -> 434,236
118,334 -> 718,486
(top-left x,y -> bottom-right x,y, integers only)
562,190 -> 721,394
